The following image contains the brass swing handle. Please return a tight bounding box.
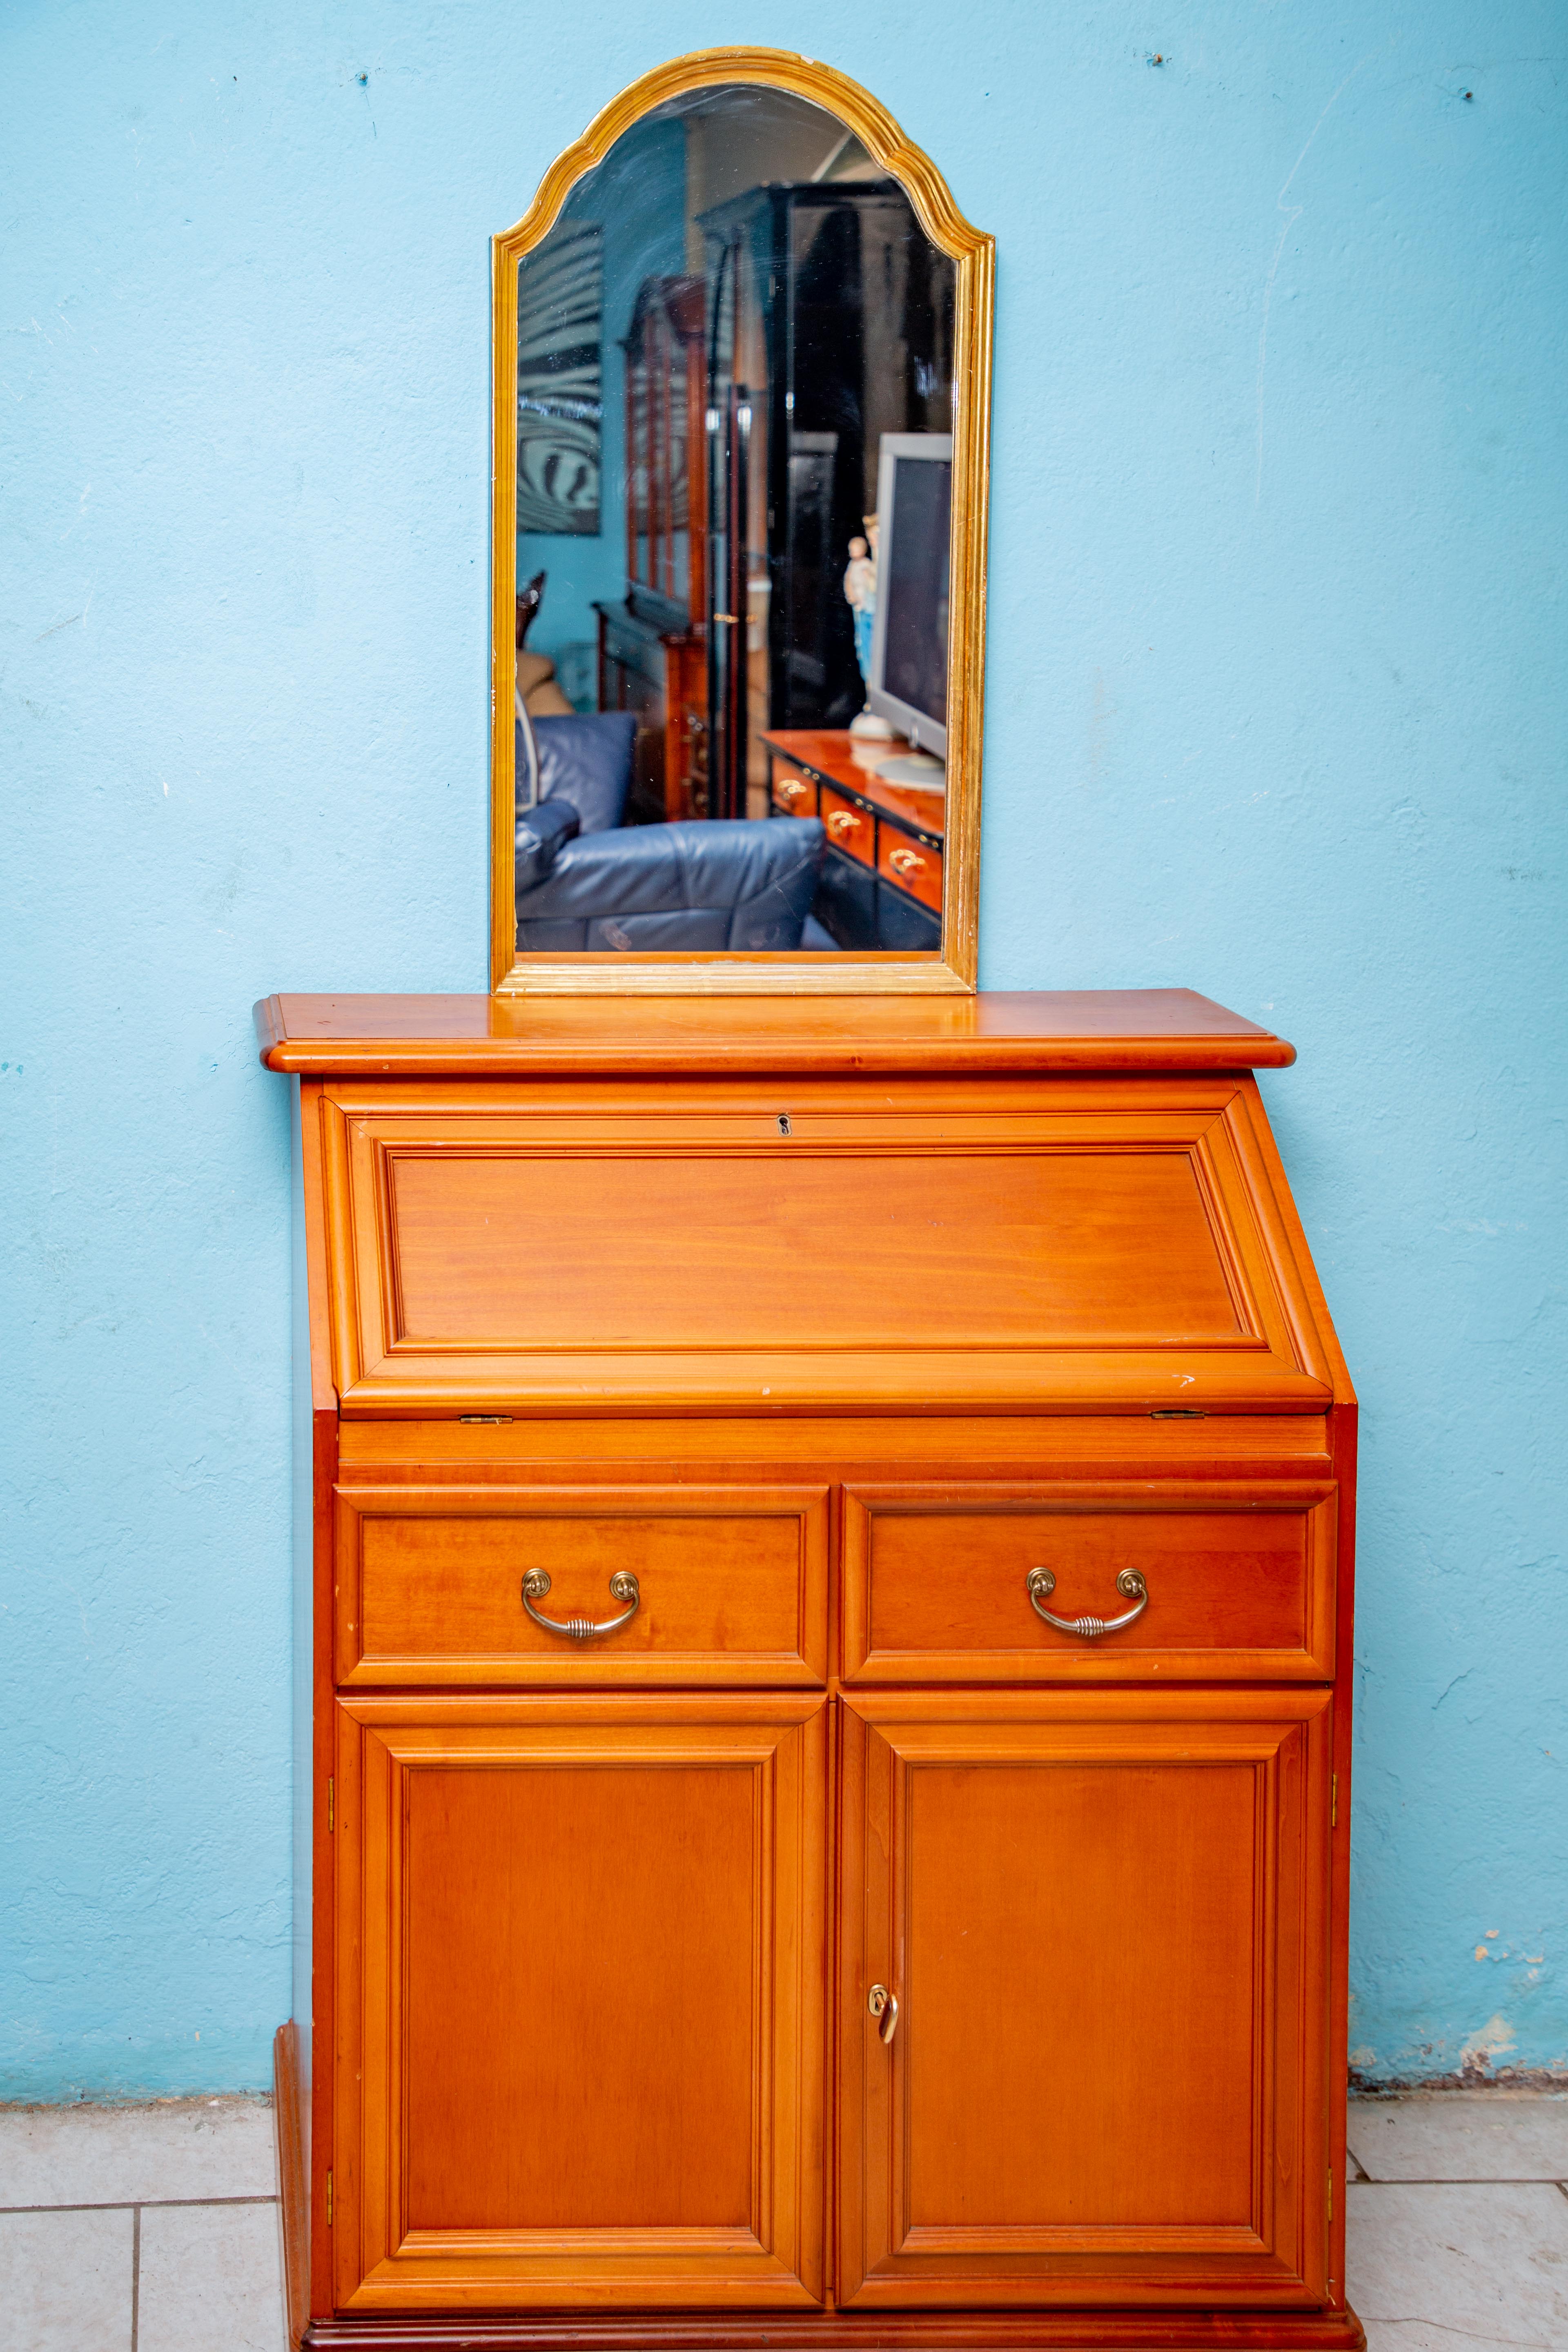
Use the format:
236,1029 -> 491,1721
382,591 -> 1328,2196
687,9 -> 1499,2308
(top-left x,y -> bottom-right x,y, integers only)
522,1569 -> 639,1642
1026,1565 -> 1148,1640
867,1984 -> 899,2044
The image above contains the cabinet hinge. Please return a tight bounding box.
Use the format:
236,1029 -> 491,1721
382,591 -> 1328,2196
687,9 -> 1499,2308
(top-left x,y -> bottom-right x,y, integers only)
326,2169 -> 333,2226
1332,1774 -> 1338,1829
327,1777 -> 334,1834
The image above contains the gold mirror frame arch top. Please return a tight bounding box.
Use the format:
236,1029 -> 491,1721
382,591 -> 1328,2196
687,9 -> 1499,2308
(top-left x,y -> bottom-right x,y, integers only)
490,47 -> 993,995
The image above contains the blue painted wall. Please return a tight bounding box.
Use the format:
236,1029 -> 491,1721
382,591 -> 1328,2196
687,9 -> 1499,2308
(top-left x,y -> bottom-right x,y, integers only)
2,1 -> 1562,2098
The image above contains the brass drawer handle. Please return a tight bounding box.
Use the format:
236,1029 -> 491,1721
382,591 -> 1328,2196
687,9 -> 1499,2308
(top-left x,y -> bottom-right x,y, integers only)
827,810 -> 860,837
1026,1565 -> 1148,1640
887,846 -> 926,877
777,777 -> 810,803
522,1568 -> 640,1642
867,1983 -> 899,2044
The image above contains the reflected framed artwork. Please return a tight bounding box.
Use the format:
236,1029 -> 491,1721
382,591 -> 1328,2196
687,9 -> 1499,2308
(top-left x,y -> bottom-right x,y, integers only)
490,48 -> 993,993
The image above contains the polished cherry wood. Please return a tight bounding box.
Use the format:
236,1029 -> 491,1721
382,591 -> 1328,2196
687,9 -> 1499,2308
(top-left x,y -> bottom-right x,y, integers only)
336,1413 -> 1337,1477
297,2313 -> 1364,2350
335,1693 -> 826,2313
840,1481 -> 1337,1683
253,990 -> 1297,1078
270,993 -> 1359,2352
837,1690 -> 1332,2309
334,1480 -> 829,1686
311,1076 -> 1332,1416
275,2022 -> 310,2350
276,2038 -> 1364,2352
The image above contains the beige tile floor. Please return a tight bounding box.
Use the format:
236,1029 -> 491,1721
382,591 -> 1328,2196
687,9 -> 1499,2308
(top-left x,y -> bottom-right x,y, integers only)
0,2096 -> 283,2351
1345,2089 -> 1568,2351
1,2088 -> 1564,2348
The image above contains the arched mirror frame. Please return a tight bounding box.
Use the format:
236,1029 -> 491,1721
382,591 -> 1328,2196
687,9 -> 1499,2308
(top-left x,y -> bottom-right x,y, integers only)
490,47 -> 993,994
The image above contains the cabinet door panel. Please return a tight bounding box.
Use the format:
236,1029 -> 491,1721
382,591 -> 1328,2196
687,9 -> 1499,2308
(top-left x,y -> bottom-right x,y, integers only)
838,1690 -> 1330,2309
336,1695 -> 826,2314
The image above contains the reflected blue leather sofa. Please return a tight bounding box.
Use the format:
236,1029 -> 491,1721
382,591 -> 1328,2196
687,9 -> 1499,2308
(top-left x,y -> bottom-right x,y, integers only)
514,713 -> 832,952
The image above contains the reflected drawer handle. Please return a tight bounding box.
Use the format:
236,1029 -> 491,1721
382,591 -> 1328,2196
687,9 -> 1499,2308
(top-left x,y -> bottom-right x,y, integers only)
522,1569 -> 640,1642
1026,1566 -> 1148,1639
867,1984 -> 899,2044
887,847 -> 926,877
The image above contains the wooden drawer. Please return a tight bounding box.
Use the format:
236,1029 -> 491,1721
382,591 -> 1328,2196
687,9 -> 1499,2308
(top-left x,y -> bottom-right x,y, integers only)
335,1482 -> 829,1686
821,785 -> 875,866
877,826 -> 942,912
841,1481 -> 1337,1682
771,764 -> 817,817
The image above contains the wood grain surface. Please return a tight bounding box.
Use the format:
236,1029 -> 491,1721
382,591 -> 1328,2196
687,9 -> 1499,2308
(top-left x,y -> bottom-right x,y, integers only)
334,1481 -> 829,1686
254,990 -> 1296,1077
333,1693 -> 826,2314
313,1077 -> 1331,1416
271,991 -> 1356,2351
837,1690 -> 1332,2308
840,1481 -> 1337,1683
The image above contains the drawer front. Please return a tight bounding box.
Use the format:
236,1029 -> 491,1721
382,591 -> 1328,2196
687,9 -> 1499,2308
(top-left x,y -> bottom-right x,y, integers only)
841,1481 -> 1336,1682
336,1483 -> 829,1686
820,785 -> 875,866
771,764 -> 818,817
876,826 -> 942,911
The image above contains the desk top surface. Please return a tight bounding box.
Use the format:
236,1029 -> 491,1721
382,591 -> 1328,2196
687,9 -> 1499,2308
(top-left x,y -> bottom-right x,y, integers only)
254,989 -> 1296,1078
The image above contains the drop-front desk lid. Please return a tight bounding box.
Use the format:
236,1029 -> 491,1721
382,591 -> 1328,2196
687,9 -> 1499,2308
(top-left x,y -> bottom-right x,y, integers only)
255,992 -> 1346,1418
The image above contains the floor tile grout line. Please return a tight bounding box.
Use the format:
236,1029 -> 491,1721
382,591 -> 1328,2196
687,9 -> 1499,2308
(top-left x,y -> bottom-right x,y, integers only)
1344,2173 -> 1568,2186
130,2204 -> 140,2352
0,2193 -> 281,2214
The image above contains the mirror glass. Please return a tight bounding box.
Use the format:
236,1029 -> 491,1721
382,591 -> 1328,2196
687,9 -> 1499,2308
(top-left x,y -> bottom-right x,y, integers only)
513,82 -> 958,956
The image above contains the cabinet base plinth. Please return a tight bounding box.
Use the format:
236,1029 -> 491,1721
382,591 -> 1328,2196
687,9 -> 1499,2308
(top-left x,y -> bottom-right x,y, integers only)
302,2314 -> 1365,2352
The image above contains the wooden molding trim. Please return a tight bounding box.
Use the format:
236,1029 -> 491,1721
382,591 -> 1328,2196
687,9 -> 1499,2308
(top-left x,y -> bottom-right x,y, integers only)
301,2308 -> 1366,2349
274,2020 -> 309,2351
489,48 -> 993,996
252,991 -> 1298,1080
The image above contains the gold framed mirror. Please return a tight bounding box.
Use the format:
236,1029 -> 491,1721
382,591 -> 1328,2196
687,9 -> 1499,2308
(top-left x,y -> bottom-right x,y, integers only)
490,48 -> 992,994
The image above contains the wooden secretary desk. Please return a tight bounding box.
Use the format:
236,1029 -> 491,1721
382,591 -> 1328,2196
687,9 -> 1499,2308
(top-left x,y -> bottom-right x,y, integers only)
258,987 -> 1362,2352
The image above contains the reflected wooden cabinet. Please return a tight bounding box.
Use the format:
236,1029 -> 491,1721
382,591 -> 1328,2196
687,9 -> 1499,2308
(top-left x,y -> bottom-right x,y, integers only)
593,274 -> 710,825
261,987 -> 1363,2352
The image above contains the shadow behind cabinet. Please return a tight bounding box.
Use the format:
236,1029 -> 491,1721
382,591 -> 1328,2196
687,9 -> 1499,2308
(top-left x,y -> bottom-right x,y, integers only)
263,989 -> 1363,2352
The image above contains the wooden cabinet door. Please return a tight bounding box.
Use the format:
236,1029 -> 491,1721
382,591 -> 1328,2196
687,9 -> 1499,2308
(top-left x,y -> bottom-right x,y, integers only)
838,1689 -> 1332,2310
334,1694 -> 826,2316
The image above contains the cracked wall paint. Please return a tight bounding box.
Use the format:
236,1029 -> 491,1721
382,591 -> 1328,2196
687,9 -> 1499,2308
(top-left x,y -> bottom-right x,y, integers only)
3,0 -> 1566,2094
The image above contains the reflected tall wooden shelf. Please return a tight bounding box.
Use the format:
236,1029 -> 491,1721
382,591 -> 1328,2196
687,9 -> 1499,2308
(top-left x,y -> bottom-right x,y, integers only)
259,988 -> 1363,2352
